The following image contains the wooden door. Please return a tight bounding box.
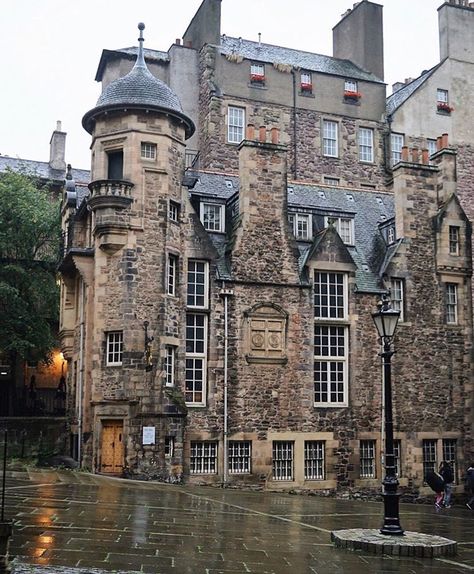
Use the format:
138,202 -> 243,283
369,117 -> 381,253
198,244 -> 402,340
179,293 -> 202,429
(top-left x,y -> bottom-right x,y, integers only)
100,420 -> 124,474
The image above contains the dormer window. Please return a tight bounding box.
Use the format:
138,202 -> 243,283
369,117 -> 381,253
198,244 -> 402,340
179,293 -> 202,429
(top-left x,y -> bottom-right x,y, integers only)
250,63 -> 265,85
325,216 -> 354,245
387,225 -> 396,245
300,72 -> 313,94
288,213 -> 311,240
449,226 -> 460,255
201,203 -> 225,233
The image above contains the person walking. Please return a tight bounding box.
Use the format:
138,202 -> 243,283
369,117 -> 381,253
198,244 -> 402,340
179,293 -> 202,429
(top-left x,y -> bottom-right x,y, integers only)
466,463 -> 474,510
439,461 -> 454,508
426,468 -> 445,508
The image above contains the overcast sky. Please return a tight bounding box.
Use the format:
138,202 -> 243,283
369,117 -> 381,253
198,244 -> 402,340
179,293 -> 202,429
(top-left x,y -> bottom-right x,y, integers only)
0,0 -> 442,170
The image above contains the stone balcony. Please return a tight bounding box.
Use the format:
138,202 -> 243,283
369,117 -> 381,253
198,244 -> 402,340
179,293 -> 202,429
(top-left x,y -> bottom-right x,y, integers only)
87,179 -> 134,212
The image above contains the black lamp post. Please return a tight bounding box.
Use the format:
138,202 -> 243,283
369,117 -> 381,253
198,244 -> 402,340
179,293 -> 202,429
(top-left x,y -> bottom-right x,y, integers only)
372,295 -> 404,536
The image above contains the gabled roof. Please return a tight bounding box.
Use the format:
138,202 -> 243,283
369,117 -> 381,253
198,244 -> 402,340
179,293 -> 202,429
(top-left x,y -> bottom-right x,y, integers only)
386,63 -> 441,116
0,156 -> 90,185
219,36 -> 385,84
188,170 -> 394,293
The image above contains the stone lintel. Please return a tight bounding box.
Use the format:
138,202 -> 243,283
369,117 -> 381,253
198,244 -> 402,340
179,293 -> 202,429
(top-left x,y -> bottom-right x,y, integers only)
331,528 -> 457,558
238,139 -> 287,153
393,162 -> 439,173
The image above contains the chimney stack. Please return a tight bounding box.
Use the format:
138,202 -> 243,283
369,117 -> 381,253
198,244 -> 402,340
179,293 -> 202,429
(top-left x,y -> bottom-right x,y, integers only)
49,121 -> 66,172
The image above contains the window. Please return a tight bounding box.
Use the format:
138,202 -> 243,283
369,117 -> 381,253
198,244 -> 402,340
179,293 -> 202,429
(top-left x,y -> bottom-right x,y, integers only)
107,150 -> 124,179
304,441 -> 325,480
393,440 -> 401,478
359,128 -> 374,163
446,283 -> 458,324
167,254 -> 178,296
423,439 -> 437,479
165,436 -> 174,457
314,272 -> 348,406
201,203 -> 225,232
141,142 -> 156,160
250,63 -> 265,84
391,133 -> 404,166
427,139 -> 437,158
227,106 -> 245,144
272,441 -> 294,481
449,226 -> 460,255
169,201 -> 180,223
345,79 -> 358,93
437,89 -> 452,113
387,226 -> 396,245
360,440 -> 376,478
390,279 -> 404,322
314,272 -> 346,320
443,439 -> 457,483
300,71 -> 312,93
187,260 -> 209,308
323,120 -> 338,157
325,216 -> 354,245
106,331 -> 123,366
288,213 -> 311,240
190,441 -> 217,474
185,313 -> 207,405
164,346 -> 175,387
228,441 -> 251,474
324,177 -> 340,186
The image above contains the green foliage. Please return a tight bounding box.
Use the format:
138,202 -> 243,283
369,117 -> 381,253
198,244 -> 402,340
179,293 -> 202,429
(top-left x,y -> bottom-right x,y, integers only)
0,169 -> 61,361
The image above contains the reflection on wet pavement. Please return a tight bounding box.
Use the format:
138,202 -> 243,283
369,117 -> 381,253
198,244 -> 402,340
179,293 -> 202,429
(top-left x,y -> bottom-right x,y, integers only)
4,470 -> 474,573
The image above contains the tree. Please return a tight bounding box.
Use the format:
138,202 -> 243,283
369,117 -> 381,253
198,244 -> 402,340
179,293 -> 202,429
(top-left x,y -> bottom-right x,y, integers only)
0,168 -> 61,362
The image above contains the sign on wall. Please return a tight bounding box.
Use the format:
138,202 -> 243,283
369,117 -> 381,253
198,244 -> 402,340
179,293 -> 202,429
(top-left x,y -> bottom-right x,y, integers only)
142,426 -> 156,445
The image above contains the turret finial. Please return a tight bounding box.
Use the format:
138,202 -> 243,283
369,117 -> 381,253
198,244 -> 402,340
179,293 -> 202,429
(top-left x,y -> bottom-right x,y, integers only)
136,22 -> 146,69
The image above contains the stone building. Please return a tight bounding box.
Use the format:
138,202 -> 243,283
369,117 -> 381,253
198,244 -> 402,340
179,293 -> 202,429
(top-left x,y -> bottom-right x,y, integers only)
58,1 -> 473,497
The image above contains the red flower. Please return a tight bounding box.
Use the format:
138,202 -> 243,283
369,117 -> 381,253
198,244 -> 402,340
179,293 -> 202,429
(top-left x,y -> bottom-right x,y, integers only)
250,73 -> 265,82
301,82 -> 313,91
344,90 -> 361,99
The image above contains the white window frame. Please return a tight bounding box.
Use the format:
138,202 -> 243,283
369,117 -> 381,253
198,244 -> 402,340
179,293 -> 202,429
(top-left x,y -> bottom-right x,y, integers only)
169,201 -> 180,223
449,226 -> 460,255
141,142 -> 156,160
190,441 -> 217,474
359,127 -> 374,163
427,139 -> 437,158
227,106 -> 245,144
324,177 -> 340,186
185,313 -> 207,406
360,440 -> 376,478
345,79 -> 358,93
304,441 -> 325,480
323,120 -> 339,158
165,436 -> 174,458
288,212 -> 311,240
272,441 -> 294,481
314,271 -> 348,407
390,278 -> 404,322
324,216 -> 354,245
250,62 -> 265,78
442,439 -> 457,484
446,283 -> 458,324
187,260 -> 209,309
391,133 -> 404,166
167,254 -> 178,296
200,202 -> 225,233
437,88 -> 449,104
387,226 -> 395,245
228,441 -> 252,474
301,71 -> 312,90
106,331 -> 123,366
423,439 -> 437,479
164,345 -> 175,387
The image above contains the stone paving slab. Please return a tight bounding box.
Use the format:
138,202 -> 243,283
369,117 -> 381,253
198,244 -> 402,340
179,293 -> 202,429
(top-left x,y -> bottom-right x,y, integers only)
3,470 -> 474,573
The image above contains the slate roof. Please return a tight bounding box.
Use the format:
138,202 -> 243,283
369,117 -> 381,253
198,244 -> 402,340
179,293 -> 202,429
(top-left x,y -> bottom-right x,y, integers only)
0,156 -> 90,185
189,170 -> 394,293
386,64 -> 440,116
219,36 -> 384,84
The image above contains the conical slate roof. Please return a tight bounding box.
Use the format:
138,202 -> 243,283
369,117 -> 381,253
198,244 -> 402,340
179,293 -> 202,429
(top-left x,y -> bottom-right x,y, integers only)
82,23 -> 194,138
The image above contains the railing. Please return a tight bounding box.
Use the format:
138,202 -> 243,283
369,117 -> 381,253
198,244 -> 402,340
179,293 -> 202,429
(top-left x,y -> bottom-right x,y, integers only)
88,179 -> 134,199
25,388 -> 66,416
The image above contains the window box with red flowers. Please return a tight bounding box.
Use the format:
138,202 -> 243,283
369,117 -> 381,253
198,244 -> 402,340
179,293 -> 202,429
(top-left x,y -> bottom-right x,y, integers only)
250,73 -> 265,84
344,90 -> 361,101
300,82 -> 313,93
437,101 -> 454,113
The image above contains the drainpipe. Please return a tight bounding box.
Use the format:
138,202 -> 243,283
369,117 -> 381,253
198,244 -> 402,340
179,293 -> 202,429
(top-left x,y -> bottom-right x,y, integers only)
219,284 -> 234,485
385,114 -> 393,177
77,280 -> 85,467
291,69 -> 298,179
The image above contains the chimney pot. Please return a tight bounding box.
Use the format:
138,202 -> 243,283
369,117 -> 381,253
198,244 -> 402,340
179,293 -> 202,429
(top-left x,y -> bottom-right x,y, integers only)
246,124 -> 255,140
401,146 -> 409,162
441,133 -> 449,149
421,148 -> 429,164
270,127 -> 279,144
437,136 -> 443,151
259,126 -> 266,143
412,147 -> 419,163
175,38 -> 181,45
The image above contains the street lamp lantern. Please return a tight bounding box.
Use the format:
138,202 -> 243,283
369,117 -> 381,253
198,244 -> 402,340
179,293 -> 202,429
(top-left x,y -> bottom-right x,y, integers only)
372,294 -> 404,536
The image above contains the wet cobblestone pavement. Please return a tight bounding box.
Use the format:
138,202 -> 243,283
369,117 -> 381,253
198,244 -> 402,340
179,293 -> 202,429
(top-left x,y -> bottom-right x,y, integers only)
3,469 -> 474,573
